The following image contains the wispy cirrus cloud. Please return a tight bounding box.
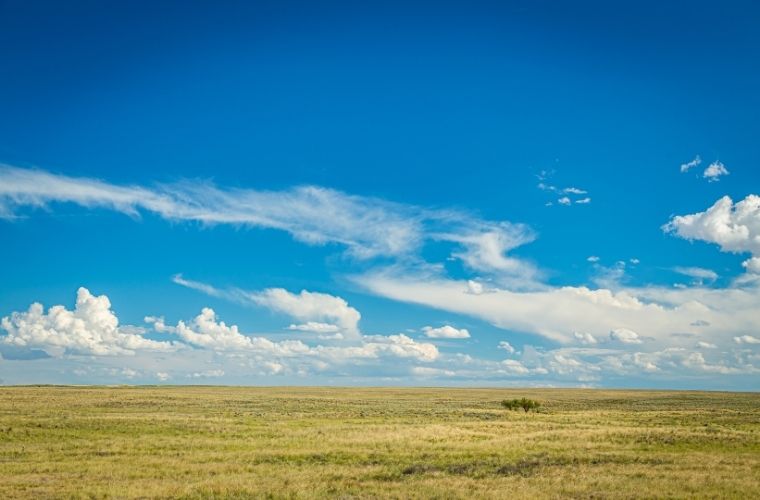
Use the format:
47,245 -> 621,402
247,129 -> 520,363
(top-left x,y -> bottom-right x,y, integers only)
0,164 -> 422,259
0,165 -> 537,283
673,266 -> 718,284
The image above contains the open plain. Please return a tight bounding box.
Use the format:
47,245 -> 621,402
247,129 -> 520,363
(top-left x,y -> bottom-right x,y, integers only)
0,386 -> 758,498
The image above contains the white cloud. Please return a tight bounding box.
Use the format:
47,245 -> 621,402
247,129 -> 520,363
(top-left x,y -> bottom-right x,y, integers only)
188,369 -> 225,378
440,221 -> 540,286
411,366 -> 456,377
171,275 -> 226,299
247,288 -> 361,337
147,301 -> 439,365
703,161 -> 729,182
356,270 -> 760,351
682,352 -> 740,374
263,362 -> 285,375
287,322 -> 341,334
500,359 -> 530,375
734,335 -> 760,345
536,172 -> 589,205
360,334 -> 439,361
573,332 -> 598,345
696,341 -> 717,349
497,340 -> 516,353
609,328 -> 642,344
680,155 -> 701,173
1,288 -> 177,357
664,195 -> 760,273
742,257 -> 760,274
591,260 -> 628,289
466,280 -> 485,295
673,266 -> 718,282
0,165 -> 544,273
2,291 -> 757,384
170,307 -> 312,355
171,276 -> 363,339
587,256 -> 600,263
422,325 -> 470,339
629,258 -> 640,265
0,165 -> 423,259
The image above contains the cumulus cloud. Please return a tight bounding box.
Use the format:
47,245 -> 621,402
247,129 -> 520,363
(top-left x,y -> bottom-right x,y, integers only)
558,196 -> 571,206
664,195 -> 760,274
145,300 -> 439,365
734,335 -> 760,345
575,197 -> 591,204
358,334 -> 439,361
742,257 -> 760,274
680,155 -> 702,173
171,275 -> 363,338
497,340 -> 516,353
466,280 -> 485,295
164,308 -> 312,355
703,161 -> 729,182
500,359 -> 530,375
574,332 -> 598,345
422,325 -> 470,339
587,256 -> 600,263
609,328 -> 643,344
563,187 -> 587,195
248,288 -> 361,336
682,351 -> 740,374
1,288 -> 178,357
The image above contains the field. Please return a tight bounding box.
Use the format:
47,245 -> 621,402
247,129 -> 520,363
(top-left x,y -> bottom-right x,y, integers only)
0,387 -> 759,498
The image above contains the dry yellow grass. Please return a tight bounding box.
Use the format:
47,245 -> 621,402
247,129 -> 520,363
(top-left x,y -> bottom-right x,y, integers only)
0,386 -> 758,498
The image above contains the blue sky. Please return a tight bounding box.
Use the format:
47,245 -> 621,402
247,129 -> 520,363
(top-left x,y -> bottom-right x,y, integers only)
1,1 -> 759,389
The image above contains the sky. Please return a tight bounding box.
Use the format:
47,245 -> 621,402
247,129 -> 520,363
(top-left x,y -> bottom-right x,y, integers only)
1,0 -> 759,389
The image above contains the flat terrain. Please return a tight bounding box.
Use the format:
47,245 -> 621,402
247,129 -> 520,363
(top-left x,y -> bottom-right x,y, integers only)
0,387 -> 758,498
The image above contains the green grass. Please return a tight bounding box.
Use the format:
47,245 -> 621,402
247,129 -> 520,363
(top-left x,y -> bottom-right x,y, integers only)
1,386 -> 758,498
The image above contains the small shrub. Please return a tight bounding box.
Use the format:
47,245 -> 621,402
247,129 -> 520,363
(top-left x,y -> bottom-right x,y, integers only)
501,398 -> 541,413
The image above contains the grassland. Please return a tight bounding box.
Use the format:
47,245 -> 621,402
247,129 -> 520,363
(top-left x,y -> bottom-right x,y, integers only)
0,386 -> 758,498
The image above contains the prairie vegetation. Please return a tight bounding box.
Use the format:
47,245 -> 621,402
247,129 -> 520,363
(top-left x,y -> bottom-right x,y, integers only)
0,386 -> 758,498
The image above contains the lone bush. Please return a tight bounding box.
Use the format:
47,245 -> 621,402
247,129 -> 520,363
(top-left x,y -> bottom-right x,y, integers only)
501,398 -> 541,413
